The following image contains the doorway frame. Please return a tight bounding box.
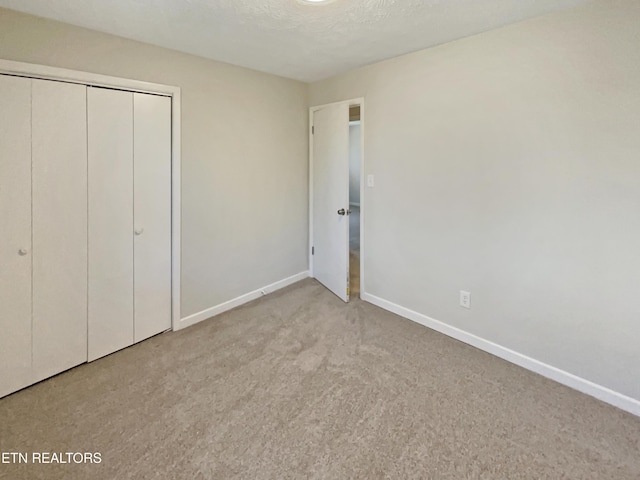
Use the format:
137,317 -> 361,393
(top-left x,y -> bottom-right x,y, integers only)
0,59 -> 182,331
309,97 -> 365,298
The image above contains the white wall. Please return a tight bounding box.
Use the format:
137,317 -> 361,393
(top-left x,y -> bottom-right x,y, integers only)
349,123 -> 361,206
310,0 -> 640,402
0,7 -> 309,319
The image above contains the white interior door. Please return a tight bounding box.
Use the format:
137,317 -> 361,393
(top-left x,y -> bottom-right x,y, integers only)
88,87 -> 134,361
32,79 -> 88,379
0,75 -> 33,398
312,103 -> 350,302
133,93 -> 172,342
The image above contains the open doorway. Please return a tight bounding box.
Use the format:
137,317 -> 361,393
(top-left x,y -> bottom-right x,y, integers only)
348,105 -> 361,298
309,98 -> 364,303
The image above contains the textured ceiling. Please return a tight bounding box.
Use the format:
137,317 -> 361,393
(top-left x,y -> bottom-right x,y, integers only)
0,0 -> 591,82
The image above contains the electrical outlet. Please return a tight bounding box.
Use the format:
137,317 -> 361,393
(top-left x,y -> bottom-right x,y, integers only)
460,290 -> 471,309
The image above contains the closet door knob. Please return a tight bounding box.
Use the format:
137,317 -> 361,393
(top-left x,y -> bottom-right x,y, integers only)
18,248 -> 28,256
134,228 -> 144,236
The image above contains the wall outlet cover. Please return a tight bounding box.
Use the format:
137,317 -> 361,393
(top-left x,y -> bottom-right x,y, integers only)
460,290 -> 471,309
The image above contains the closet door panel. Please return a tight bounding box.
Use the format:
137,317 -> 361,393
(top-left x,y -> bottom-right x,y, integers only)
133,93 -> 172,342
32,79 -> 88,379
0,76 -> 32,398
88,87 -> 134,361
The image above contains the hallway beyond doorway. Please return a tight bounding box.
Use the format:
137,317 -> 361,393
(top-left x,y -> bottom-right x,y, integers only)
349,206 -> 360,297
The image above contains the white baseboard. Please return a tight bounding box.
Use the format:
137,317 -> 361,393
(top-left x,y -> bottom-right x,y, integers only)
179,271 -> 310,330
361,292 -> 640,417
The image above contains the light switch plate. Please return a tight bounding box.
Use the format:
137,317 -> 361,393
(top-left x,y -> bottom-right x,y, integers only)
367,174 -> 375,187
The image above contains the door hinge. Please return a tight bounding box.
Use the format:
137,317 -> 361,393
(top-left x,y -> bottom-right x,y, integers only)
312,246 -> 315,255
312,126 -> 314,134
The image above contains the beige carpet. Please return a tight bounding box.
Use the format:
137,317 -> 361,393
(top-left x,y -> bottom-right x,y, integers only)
1,279 -> 639,479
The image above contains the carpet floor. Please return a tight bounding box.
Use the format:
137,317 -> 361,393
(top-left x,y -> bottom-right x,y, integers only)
1,279 -> 639,479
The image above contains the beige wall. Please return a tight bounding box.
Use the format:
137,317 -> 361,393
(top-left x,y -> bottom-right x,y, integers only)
311,0 -> 640,401
0,7 -> 309,318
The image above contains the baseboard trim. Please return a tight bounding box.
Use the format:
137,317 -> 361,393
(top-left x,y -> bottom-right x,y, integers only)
179,271 -> 310,330
361,292 -> 640,417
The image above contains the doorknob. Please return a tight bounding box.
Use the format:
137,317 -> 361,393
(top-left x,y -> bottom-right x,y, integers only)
18,248 -> 28,256
337,208 -> 346,216
134,228 -> 144,235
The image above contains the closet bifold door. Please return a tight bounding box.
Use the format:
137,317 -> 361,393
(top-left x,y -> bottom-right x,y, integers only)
0,75 -> 32,398
88,88 -> 135,361
133,93 -> 172,342
32,79 -> 88,381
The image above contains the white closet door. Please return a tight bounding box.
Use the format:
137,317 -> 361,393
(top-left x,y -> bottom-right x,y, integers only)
88,87 -> 134,361
0,75 -> 32,398
32,79 -> 88,380
133,93 -> 172,342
